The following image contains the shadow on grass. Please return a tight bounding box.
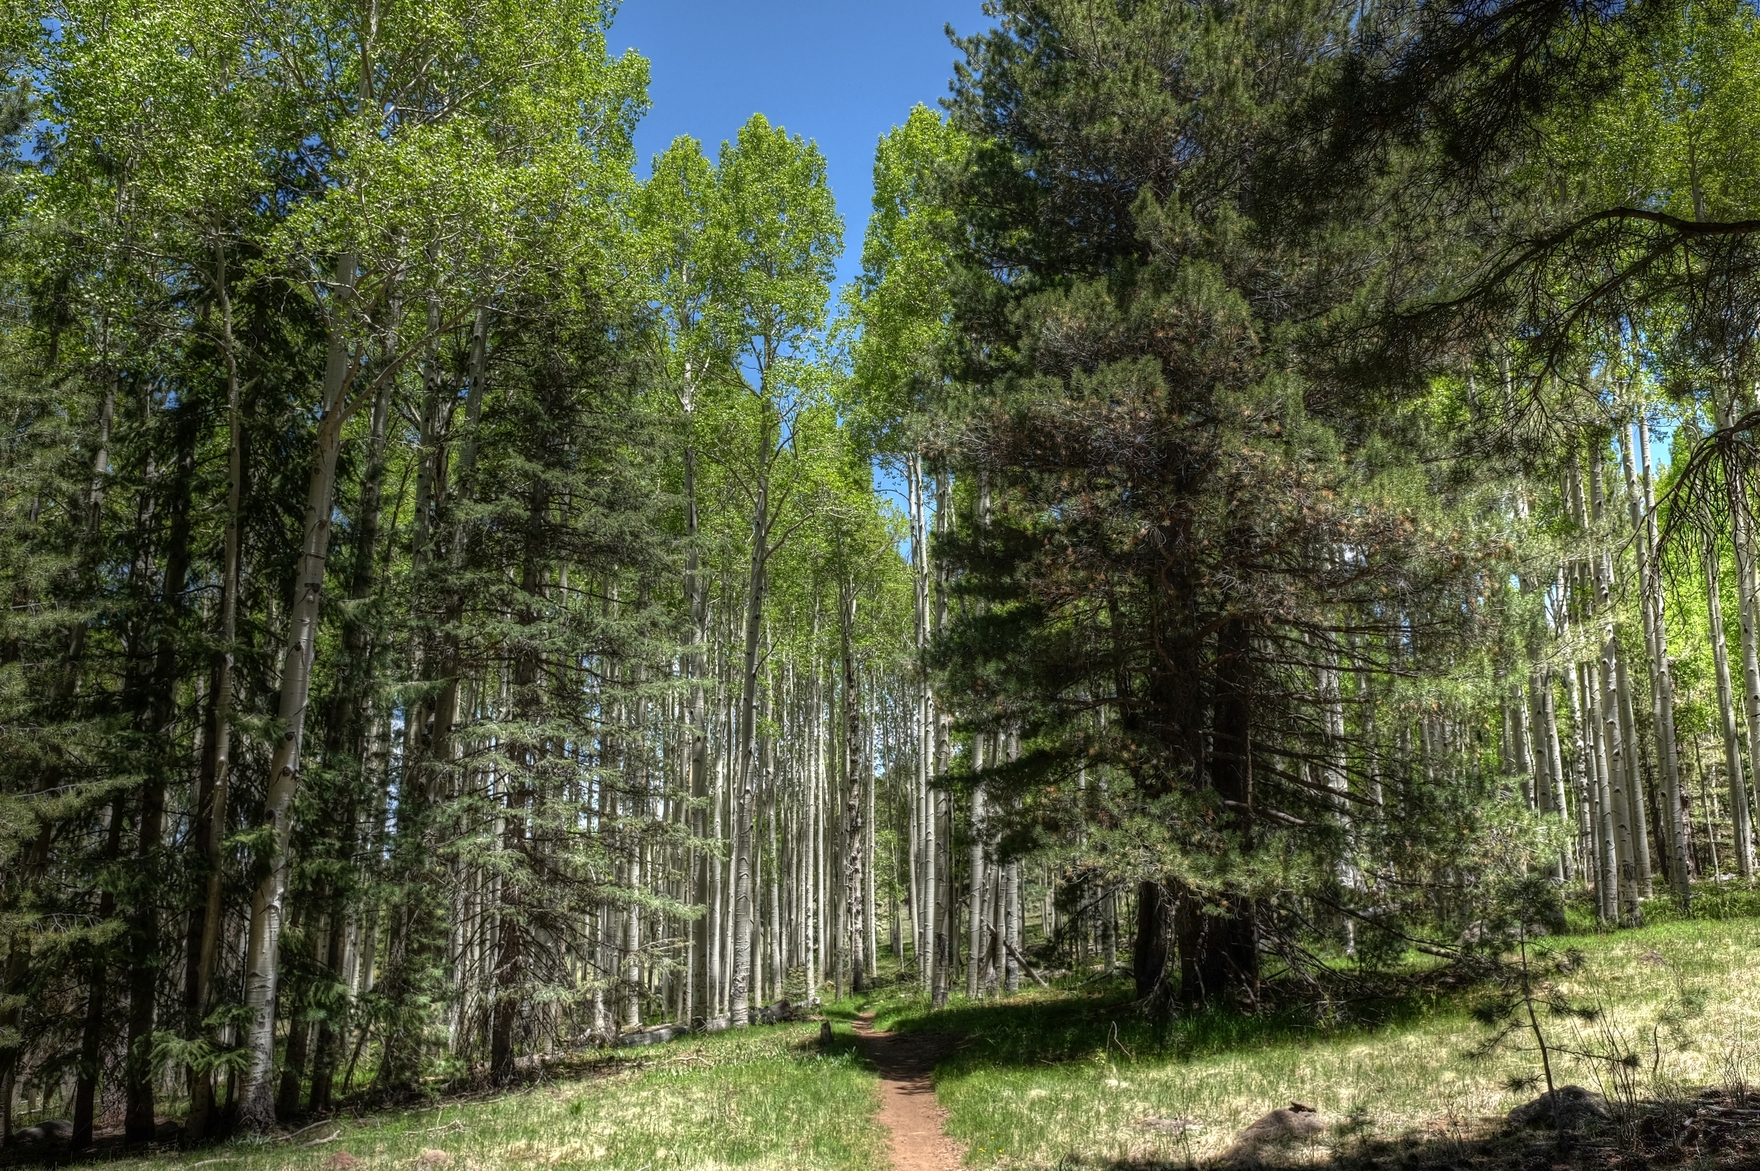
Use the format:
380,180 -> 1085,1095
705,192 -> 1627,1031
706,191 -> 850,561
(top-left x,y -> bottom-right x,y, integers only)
868,973 -> 1450,1077
1027,1085 -> 1760,1170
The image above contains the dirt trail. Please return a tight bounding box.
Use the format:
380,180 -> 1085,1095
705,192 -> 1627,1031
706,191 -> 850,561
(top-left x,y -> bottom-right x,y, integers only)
852,1013 -> 964,1171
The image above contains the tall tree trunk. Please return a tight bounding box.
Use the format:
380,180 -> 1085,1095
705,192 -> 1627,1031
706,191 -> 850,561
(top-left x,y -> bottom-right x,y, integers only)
1180,618 -> 1258,1006
730,406 -> 773,1027
1718,390 -> 1760,875
237,255 -> 360,1131
1706,531 -> 1754,876
967,734 -> 986,1001
73,805 -> 124,1149
126,406 -> 195,1140
1622,422 -> 1689,901
185,252 -> 245,1136
929,473 -> 951,1008
682,375 -> 710,1021
1590,461 -> 1642,924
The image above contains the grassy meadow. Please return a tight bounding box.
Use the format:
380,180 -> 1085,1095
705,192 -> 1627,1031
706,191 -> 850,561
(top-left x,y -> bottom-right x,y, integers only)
24,912 -> 1760,1171
79,1024 -> 883,1171
849,916 -> 1760,1168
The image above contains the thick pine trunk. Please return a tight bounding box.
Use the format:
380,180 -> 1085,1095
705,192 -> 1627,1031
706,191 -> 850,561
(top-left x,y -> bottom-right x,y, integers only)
1179,618 -> 1258,1007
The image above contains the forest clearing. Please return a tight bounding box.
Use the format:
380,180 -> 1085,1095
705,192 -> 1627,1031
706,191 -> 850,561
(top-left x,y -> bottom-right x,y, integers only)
12,0 -> 1760,1166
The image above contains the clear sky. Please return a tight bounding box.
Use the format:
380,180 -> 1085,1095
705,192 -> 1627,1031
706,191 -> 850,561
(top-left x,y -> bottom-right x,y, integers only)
608,0 -> 989,291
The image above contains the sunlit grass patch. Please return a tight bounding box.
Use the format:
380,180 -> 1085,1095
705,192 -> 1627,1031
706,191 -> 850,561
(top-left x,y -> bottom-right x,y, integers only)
107,1023 -> 883,1171
889,916 -> 1760,1168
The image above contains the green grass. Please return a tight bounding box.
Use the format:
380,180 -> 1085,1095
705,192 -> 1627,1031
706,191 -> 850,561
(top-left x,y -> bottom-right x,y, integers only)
851,916 -> 1760,1169
108,1022 -> 884,1171
85,915 -> 1760,1171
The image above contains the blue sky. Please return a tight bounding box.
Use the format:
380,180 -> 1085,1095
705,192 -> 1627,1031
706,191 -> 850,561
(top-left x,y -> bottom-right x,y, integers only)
609,0 -> 989,291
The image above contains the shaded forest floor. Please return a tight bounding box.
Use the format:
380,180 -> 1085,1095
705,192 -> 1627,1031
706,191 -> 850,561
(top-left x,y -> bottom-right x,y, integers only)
10,914 -> 1760,1170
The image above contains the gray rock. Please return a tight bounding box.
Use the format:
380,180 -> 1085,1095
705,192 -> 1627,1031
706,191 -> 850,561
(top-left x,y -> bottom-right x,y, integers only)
1506,1085 -> 1610,1131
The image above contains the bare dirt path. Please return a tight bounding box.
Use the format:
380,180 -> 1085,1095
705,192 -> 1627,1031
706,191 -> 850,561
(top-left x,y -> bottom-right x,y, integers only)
852,1013 -> 965,1171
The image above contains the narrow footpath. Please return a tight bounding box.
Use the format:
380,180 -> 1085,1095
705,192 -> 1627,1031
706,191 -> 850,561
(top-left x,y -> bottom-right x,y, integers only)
852,1013 -> 965,1171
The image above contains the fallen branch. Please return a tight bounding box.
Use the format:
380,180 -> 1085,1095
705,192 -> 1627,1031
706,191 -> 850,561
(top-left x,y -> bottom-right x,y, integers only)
413,1120 -> 467,1136
190,1159 -> 233,1167
304,1130 -> 343,1146
1003,938 -> 1052,988
283,1119 -> 334,1142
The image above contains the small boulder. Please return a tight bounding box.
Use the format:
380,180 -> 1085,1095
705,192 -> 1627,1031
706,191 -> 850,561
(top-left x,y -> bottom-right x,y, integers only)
325,1153 -> 361,1171
1506,1085 -> 1610,1131
413,1149 -> 453,1170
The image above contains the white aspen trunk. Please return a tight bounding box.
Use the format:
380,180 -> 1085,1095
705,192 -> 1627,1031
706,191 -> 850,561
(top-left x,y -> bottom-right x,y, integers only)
729,403 -> 772,1026
238,256 -> 360,1128
1624,422 -> 1690,900
1532,666 -> 1572,879
1612,645 -> 1653,898
1705,530 -> 1754,876
1589,463 -> 1642,923
1003,861 -> 1020,994
1575,660 -> 1617,921
866,723 -> 878,982
930,472 -> 952,1008
1317,639 -> 1356,953
1718,391 -> 1760,875
808,663 -> 822,997
682,367 -> 712,1019
907,454 -> 931,984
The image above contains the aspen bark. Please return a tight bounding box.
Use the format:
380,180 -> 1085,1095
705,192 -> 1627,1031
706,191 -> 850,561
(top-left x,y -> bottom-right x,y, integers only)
1623,422 -> 1689,899
1589,464 -> 1641,922
1719,390 -> 1760,876
1705,530 -> 1755,876
728,400 -> 773,1027
841,587 -> 867,993
238,256 -> 361,1129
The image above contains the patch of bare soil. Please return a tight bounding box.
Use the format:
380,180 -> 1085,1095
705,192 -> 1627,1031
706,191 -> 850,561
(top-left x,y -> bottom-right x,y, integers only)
852,1012 -> 965,1171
